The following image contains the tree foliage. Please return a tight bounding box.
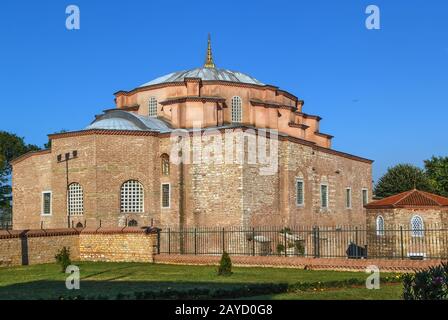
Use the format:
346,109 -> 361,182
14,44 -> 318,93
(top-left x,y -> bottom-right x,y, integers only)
0,131 -> 40,220
374,164 -> 434,198
424,156 -> 448,197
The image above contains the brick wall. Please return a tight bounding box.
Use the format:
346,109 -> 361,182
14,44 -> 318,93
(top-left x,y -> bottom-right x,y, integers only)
366,208 -> 448,258
0,228 -> 157,268
12,151 -> 52,230
12,130 -> 372,231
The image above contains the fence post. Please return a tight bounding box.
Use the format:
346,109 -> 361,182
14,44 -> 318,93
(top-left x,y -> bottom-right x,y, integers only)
355,227 -> 359,258
312,227 -> 320,258
222,228 -> 225,253
400,226 -> 404,260
284,228 -> 288,257
168,228 -> 171,255
194,228 -> 197,255
317,227 -> 320,258
157,229 -> 161,255
252,228 -> 256,256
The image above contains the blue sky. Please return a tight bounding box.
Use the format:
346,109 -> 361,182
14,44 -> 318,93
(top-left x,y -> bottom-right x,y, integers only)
0,0 -> 446,182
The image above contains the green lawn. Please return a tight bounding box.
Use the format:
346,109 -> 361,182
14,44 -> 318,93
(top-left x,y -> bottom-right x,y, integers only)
0,262 -> 403,300
244,284 -> 403,300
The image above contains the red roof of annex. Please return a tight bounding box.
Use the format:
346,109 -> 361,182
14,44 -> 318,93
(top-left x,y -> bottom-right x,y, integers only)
365,189 -> 448,209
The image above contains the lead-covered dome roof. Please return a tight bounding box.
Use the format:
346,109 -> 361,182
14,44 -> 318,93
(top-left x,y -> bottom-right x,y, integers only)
139,67 -> 264,87
139,35 -> 264,87
86,110 -> 173,133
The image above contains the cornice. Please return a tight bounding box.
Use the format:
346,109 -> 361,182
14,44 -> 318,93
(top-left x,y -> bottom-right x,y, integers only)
160,96 -> 226,106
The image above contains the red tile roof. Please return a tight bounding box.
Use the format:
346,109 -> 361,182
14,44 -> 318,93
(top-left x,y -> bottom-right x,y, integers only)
365,189 -> 448,209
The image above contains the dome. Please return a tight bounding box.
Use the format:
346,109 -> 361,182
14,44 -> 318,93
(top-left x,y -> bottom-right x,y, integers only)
139,35 -> 264,87
139,67 -> 264,87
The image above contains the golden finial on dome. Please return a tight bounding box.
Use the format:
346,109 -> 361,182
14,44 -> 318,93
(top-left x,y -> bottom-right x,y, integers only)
204,34 -> 216,68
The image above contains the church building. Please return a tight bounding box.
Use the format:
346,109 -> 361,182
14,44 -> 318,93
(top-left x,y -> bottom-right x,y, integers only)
11,36 -> 373,230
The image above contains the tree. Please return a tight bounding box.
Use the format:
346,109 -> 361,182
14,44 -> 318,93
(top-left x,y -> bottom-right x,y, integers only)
0,131 -> 40,222
424,156 -> 448,197
217,251 -> 232,276
374,164 -> 433,199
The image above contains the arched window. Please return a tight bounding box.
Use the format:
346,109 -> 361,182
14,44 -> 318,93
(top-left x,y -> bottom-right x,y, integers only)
231,96 -> 242,123
128,219 -> 138,227
161,154 -> 170,176
68,183 -> 83,215
376,216 -> 385,236
76,222 -> 84,228
120,180 -> 144,213
410,215 -> 424,237
149,97 -> 157,117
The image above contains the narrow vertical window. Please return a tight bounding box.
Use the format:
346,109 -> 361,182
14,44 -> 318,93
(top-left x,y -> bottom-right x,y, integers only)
161,154 -> 170,176
410,215 -> 424,237
362,189 -> 369,206
296,179 -> 304,206
376,216 -> 385,236
320,184 -> 328,209
42,191 -> 52,215
149,97 -> 157,117
161,183 -> 170,208
231,96 -> 242,123
68,183 -> 83,215
345,188 -> 352,209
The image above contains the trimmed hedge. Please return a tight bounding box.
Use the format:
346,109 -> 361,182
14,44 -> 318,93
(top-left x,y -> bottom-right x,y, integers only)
54,275 -> 403,300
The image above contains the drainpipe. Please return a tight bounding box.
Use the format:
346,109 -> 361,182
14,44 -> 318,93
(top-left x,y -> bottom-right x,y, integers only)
179,151 -> 185,253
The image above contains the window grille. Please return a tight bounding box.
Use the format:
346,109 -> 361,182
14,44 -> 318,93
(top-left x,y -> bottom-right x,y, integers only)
121,180 -> 144,213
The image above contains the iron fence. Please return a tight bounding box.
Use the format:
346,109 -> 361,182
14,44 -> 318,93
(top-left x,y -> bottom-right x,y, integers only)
0,221 -> 12,230
156,225 -> 448,260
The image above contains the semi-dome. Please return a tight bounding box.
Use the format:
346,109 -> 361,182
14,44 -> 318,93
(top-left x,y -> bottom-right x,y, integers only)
86,110 -> 172,132
86,118 -> 142,131
139,35 -> 264,87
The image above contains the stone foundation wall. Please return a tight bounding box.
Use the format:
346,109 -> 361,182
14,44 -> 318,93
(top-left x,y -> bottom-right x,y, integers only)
79,230 -> 156,262
0,228 -> 157,268
0,229 -> 79,267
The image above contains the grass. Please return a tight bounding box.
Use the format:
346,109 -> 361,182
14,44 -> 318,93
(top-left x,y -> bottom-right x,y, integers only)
0,262 -> 402,300
244,284 -> 403,300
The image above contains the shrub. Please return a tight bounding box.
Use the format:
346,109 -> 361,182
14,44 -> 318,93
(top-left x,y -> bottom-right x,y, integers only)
402,262 -> 448,300
54,247 -> 71,273
280,227 -> 292,234
295,241 -> 305,256
217,251 -> 232,276
276,243 -> 285,255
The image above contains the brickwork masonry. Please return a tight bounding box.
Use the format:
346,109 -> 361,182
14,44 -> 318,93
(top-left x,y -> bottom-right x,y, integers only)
0,228 -> 157,267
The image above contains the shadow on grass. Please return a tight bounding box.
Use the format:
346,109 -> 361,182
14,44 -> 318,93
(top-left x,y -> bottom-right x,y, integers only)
0,280 -> 286,300
81,265 -> 139,280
